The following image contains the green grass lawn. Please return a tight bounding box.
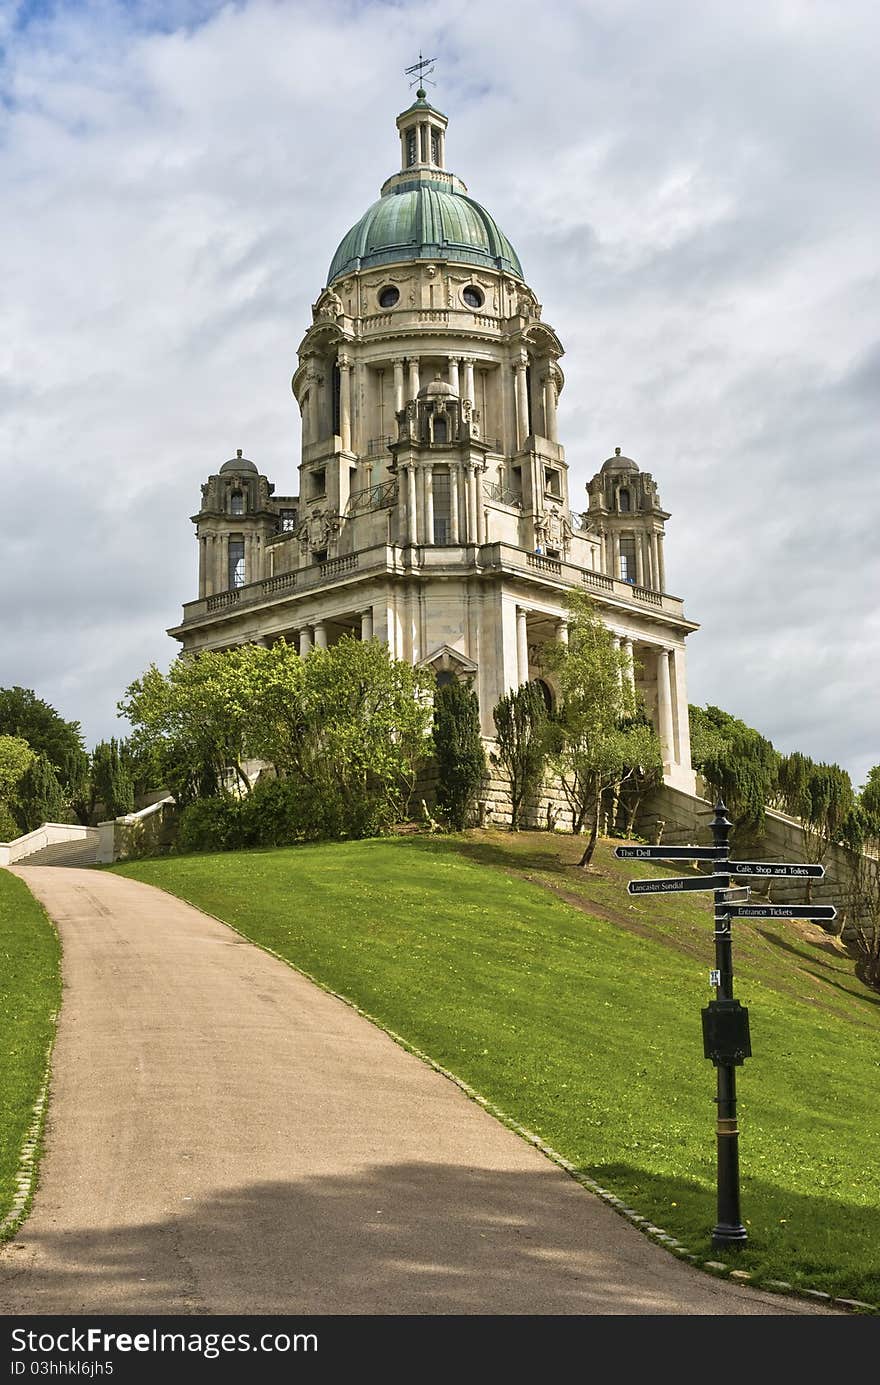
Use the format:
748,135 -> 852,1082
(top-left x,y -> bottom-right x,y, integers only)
113,831 -> 880,1306
0,869 -> 61,1236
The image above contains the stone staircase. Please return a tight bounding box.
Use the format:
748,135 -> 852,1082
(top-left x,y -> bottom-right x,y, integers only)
0,823 -> 100,868
17,837 -> 100,867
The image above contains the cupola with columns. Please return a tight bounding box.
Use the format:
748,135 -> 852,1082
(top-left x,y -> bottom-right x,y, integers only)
586,447 -> 669,590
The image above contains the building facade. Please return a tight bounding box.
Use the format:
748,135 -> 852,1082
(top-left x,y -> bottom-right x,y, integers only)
168,90 -> 697,793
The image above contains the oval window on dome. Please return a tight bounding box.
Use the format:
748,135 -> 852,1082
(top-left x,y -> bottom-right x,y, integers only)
462,285 -> 484,309
378,286 -> 400,309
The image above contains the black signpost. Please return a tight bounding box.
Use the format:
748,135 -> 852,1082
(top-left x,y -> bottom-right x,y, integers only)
615,801 -> 836,1249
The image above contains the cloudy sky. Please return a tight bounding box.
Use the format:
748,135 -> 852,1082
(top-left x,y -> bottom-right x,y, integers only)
2,0 -> 878,789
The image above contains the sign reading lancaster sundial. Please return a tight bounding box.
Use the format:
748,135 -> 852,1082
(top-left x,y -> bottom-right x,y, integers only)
615,806 -> 837,1250
626,874 -> 728,895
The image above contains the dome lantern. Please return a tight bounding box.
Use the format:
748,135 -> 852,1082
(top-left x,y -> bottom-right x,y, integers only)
326,93 -> 524,284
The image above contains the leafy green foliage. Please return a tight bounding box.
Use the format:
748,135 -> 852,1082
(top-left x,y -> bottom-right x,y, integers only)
837,766 -> 880,989
689,704 -> 779,831
0,687 -> 84,771
245,638 -> 434,837
90,739 -> 135,820
58,747 -> 91,825
119,652 -> 253,806
544,592 -> 662,864
433,681 -> 486,830
0,735 -> 35,838
122,639 -> 434,843
491,681 -> 548,830
11,754 -> 67,834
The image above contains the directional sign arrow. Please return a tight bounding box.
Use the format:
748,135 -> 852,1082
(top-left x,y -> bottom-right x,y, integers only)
717,886 -> 750,904
727,861 -> 825,880
615,844 -> 727,861
723,904 -> 837,922
627,875 -> 730,896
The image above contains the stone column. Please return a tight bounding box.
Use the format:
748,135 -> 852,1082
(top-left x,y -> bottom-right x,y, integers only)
462,357 -> 475,403
516,607 -> 529,685
408,357 -> 420,401
657,534 -> 666,593
514,354 -> 529,449
556,617 -> 569,645
424,463 -> 434,545
338,354 -> 352,452
407,463 -> 418,545
298,627 -> 312,657
465,463 -> 477,543
385,599 -> 397,657
475,467 -> 486,544
360,608 -> 374,641
449,464 -> 460,543
655,647 -> 675,768
635,534 -> 645,587
198,536 -> 207,596
670,645 -> 694,778
313,622 -> 328,650
447,356 -> 460,395
669,645 -> 684,765
393,358 -> 405,414
612,532 -> 621,580
650,531 -> 660,591
542,372 -> 558,443
621,636 -> 635,690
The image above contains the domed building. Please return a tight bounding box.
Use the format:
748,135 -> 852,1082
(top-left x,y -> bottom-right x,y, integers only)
169,90 -> 697,794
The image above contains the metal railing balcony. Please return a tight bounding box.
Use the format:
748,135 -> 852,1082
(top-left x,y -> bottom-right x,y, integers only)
345,479 -> 399,515
483,480 -> 522,507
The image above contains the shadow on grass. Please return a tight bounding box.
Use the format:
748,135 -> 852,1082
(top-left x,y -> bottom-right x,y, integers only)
755,929 -> 880,1008
416,833 -> 571,878
588,1162 -> 880,1300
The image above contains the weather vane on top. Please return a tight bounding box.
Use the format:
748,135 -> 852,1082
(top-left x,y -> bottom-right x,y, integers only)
405,53 -> 437,92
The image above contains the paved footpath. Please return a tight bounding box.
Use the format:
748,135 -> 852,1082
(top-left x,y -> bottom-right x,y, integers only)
0,867 -> 837,1316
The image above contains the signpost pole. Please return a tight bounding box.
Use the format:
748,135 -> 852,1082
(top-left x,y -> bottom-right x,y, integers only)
710,800 -> 748,1247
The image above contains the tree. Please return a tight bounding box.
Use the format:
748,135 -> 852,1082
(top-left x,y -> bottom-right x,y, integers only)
689,704 -> 779,833
12,754 -> 67,834
120,639 -> 435,841
839,768 -> 880,990
433,681 -> 486,830
119,651 -> 255,806
0,735 -> 35,839
59,746 -> 91,825
246,637 -> 434,836
0,687 -> 84,771
544,592 -> 662,866
491,681 -> 549,831
91,739 -> 135,820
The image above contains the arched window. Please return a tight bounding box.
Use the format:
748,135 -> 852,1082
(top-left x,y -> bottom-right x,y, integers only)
228,539 -> 245,589
618,489 -> 631,512
406,130 -> 417,166
432,415 -> 448,444
230,491 -> 244,516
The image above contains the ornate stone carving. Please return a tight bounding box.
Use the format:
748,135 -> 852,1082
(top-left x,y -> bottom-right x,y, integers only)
312,289 -> 343,322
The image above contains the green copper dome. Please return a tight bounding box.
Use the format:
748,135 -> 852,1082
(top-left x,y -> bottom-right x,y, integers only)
327,180 -> 524,284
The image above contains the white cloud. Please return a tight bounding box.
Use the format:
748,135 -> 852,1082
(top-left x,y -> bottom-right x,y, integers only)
1,0 -> 878,789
